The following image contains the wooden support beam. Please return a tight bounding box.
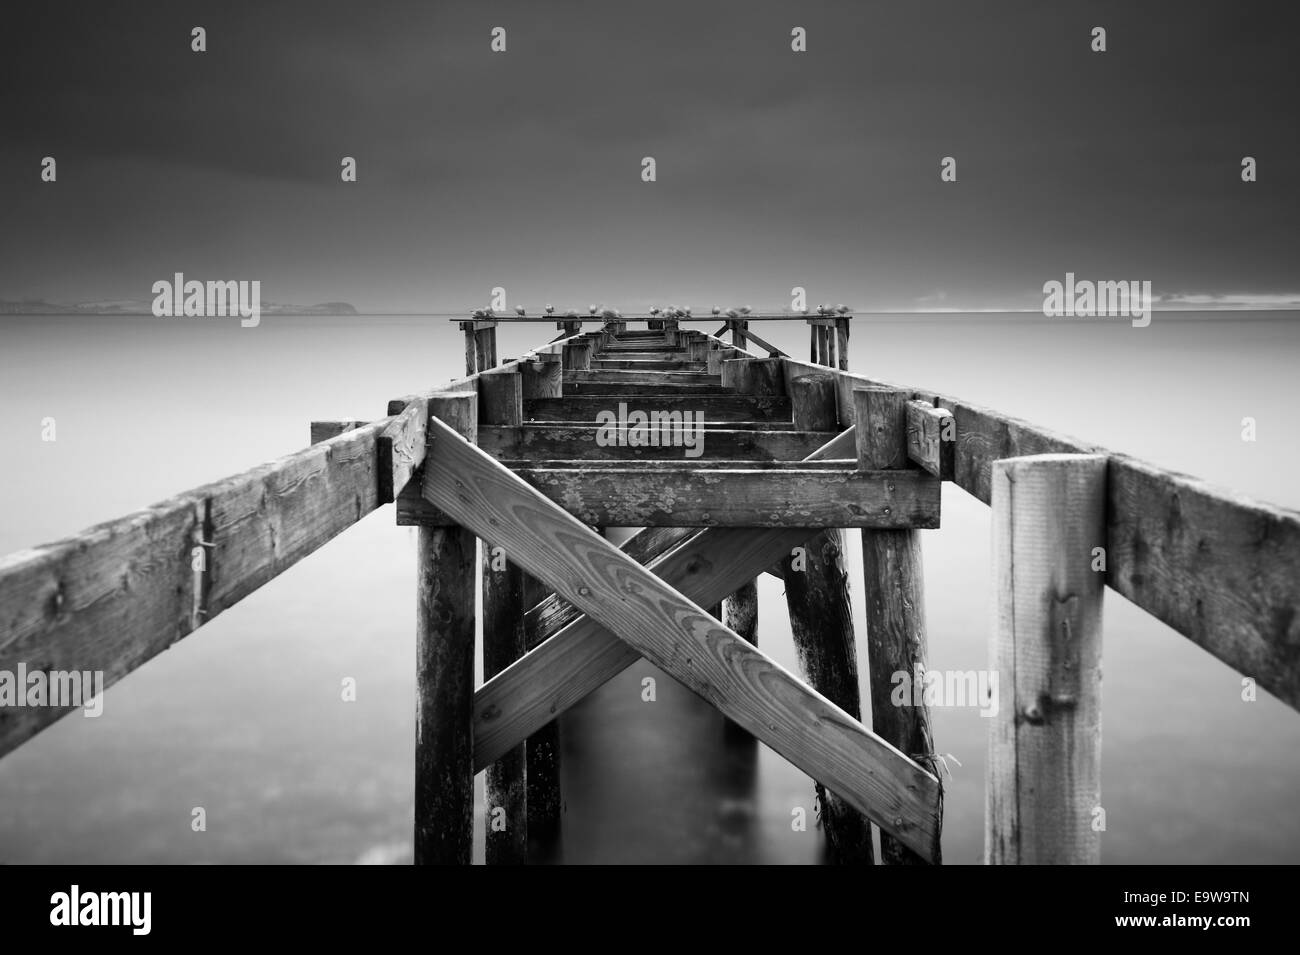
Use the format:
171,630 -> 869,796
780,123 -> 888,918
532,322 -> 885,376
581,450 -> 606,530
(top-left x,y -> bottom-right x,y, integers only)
423,419 -> 942,860
779,530 -> 874,865
789,374 -> 838,432
415,466 -> 939,529
835,318 -> 850,371
414,392 -> 477,864
520,353 -> 563,399
778,373 -> 874,864
482,542 -> 528,865
567,369 -> 718,386
987,454 -> 1107,865
525,395 -> 791,423
905,400 -> 956,480
309,419 -> 366,444
0,420 -> 395,759
377,398 -> 427,503
720,357 -> 786,396
855,385 -> 940,865
1107,454 -> 1300,712
475,425 -> 840,462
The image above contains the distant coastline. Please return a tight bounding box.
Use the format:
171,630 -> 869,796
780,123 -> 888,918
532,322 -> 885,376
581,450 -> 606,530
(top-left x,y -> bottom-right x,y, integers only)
0,299 -> 358,316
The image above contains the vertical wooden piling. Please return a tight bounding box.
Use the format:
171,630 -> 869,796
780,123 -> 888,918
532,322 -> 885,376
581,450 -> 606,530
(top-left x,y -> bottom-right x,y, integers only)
415,391 -> 478,865
789,375 -> 838,431
809,323 -> 821,364
986,453 -> 1107,865
521,353 -> 563,400
480,369 -> 529,864
835,318 -> 850,371
854,385 -> 940,865
779,375 -> 872,864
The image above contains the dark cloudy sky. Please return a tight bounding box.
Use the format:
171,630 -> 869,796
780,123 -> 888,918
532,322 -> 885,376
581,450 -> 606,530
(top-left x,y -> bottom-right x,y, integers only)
2,1 -> 1296,313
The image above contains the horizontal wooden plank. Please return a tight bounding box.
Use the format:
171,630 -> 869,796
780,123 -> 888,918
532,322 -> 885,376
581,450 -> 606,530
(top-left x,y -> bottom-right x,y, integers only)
591,359 -> 708,372
476,425 -> 838,461
310,419 -> 367,444
905,399 -> 955,480
422,419 -> 940,859
566,370 -> 721,386
562,382 -> 732,396
1108,454 -> 1300,711
507,467 -> 939,528
500,458 -> 858,470
525,395 -> 792,423
0,421 -> 389,757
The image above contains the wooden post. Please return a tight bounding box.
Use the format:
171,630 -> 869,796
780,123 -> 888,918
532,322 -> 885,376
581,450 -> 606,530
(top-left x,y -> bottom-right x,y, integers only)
809,323 -> 821,364
521,353 -> 563,400
461,322 -> 478,375
779,531 -> 874,864
789,375 -> 838,431
722,357 -> 785,396
706,347 -> 725,376
778,375 -> 872,864
480,369 -> 529,864
987,453 -> 1106,865
415,391 -> 477,865
835,318 -> 850,371
855,385 -> 940,865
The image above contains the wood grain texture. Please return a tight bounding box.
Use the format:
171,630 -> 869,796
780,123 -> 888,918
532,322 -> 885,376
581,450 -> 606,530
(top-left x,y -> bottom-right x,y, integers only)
525,395 -> 792,422
310,419 -> 367,444
790,374 -> 838,432
414,392 -> 477,865
503,467 -> 939,529
423,418 -> 942,859
567,369 -> 720,386
1108,454 -> 1300,711
377,397 -> 427,503
987,454 -> 1107,865
476,425 -> 838,461
855,385 -> 940,865
482,548 -> 529,865
779,528 -> 874,865
906,400 -> 955,480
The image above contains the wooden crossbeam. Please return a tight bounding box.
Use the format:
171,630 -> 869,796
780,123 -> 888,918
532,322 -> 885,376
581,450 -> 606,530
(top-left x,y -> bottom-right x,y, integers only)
525,395 -> 792,423
476,425 -> 838,461
504,467 -> 938,528
423,417 -> 942,860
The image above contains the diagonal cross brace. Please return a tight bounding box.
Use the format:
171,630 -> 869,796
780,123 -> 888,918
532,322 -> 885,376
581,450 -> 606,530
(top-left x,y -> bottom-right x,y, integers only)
422,417 -> 941,860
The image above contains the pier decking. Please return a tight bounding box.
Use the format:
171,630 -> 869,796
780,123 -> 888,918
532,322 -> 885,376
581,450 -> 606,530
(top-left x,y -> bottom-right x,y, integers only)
1,314 -> 1297,865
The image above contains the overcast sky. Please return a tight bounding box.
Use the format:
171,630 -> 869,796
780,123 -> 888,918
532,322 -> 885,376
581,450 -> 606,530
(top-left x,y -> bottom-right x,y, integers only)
2,1 -> 1296,313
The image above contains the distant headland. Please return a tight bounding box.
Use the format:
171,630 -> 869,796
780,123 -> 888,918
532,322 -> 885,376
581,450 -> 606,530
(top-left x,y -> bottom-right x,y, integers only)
0,299 -> 359,316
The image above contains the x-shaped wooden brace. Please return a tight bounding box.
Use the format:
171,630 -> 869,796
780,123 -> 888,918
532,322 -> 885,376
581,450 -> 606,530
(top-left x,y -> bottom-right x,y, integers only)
420,418 -> 942,861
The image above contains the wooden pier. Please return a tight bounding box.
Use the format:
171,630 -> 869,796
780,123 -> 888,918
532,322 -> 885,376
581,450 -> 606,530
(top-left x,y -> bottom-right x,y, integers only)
2,312 -> 1298,865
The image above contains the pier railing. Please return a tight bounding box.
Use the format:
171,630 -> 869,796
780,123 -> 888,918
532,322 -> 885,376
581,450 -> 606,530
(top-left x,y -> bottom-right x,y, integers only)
1,314 -> 1296,865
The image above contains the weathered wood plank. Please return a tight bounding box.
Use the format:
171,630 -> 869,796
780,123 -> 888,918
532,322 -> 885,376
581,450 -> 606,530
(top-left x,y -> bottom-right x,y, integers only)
475,426 -> 838,461
905,399 -> 955,480
310,419 -> 367,444
378,398 -> 427,503
524,395 -> 792,423
988,454 -> 1107,865
566,370 -> 720,386
505,467 -> 939,529
0,421 -> 389,758
424,419 -> 942,860
855,386 -> 939,865
1108,454 -> 1300,711
414,393 -> 477,865
562,382 -> 731,396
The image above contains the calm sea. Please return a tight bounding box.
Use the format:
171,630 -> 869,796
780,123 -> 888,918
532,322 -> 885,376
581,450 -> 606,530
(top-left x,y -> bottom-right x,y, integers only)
1,312 -> 1297,864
